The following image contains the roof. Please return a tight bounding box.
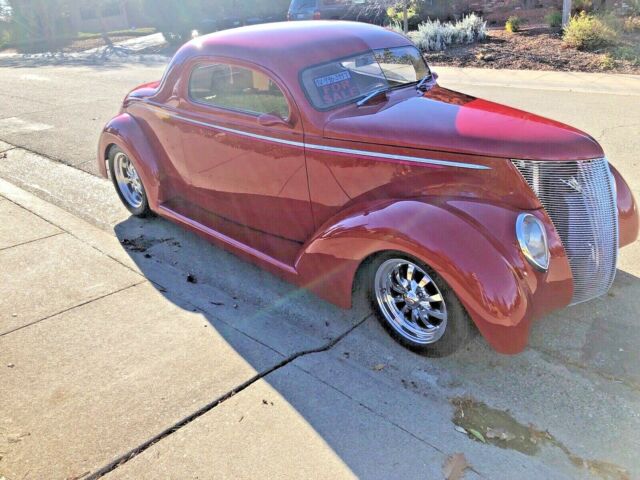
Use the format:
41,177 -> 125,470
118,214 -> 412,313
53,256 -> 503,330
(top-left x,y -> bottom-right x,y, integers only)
171,21 -> 411,78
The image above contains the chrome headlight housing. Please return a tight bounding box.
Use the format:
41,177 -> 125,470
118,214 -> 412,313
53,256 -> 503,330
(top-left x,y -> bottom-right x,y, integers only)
516,213 -> 549,271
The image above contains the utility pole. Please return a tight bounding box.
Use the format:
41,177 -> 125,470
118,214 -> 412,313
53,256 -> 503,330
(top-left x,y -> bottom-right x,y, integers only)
562,0 -> 572,27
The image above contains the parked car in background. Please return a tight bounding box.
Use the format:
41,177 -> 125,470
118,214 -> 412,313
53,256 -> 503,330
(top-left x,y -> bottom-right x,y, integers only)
287,0 -> 386,24
98,21 -> 638,357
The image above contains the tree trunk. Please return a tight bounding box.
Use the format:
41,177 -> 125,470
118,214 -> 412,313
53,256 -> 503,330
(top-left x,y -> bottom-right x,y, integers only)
98,6 -> 113,47
403,0 -> 408,34
562,0 -> 572,27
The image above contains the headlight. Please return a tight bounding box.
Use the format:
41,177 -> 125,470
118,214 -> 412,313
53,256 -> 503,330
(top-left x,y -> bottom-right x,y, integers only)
516,213 -> 549,271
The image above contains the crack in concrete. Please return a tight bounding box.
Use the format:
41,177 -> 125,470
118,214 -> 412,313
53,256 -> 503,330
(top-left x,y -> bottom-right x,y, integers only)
0,145 -> 17,155
0,281 -> 144,338
85,315 -> 371,479
0,231 -> 64,252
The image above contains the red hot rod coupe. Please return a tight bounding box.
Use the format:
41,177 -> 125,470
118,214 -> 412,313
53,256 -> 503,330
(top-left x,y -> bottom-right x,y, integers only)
98,21 -> 638,356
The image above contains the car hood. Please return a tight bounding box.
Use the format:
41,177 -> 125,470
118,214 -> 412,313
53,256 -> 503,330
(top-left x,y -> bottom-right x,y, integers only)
323,87 -> 604,161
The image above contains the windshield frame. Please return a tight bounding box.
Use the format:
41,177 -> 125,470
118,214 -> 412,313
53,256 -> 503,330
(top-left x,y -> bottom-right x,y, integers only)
298,45 -> 430,112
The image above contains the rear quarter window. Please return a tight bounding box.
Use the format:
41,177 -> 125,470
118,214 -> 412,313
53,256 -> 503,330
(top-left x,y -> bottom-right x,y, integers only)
189,63 -> 290,119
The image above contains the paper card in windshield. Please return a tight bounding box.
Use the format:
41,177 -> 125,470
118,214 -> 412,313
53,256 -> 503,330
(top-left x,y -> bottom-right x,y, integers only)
313,70 -> 360,107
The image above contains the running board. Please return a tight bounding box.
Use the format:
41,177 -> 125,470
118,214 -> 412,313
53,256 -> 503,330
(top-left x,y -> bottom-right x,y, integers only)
157,204 -> 298,276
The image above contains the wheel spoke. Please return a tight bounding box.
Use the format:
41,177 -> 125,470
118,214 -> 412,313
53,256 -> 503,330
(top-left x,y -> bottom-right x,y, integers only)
394,269 -> 408,290
414,310 -> 430,329
417,276 -> 430,288
427,293 -> 443,303
406,264 -> 415,282
422,306 -> 445,321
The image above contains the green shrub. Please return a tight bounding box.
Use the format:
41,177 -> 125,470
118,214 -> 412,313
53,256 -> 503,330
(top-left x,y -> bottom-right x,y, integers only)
623,16 -> 640,33
505,16 -> 522,33
598,53 -> 615,69
412,13 -> 487,52
546,11 -> 563,28
613,45 -> 639,64
563,12 -> 617,50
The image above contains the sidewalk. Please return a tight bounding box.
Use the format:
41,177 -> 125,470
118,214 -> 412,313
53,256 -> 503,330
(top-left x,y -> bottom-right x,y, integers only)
0,180 -> 447,479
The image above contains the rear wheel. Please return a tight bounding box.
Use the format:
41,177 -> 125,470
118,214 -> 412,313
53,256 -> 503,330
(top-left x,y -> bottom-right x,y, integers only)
109,147 -> 151,217
368,253 -> 473,357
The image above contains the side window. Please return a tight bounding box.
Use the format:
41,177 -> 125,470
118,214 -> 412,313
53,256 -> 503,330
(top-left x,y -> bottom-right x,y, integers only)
189,63 -> 290,120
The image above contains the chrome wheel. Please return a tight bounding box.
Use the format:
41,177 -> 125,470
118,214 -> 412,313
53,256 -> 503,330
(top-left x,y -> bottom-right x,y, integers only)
374,258 -> 447,345
113,152 -> 144,209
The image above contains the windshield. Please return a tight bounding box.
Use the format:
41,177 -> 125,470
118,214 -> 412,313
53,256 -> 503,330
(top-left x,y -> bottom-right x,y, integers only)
300,45 -> 430,110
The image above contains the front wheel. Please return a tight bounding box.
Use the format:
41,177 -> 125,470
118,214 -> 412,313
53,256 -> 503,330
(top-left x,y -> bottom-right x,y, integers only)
369,254 -> 473,357
109,147 -> 151,217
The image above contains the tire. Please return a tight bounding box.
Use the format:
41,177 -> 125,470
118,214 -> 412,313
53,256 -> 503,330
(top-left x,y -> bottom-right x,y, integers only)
108,146 -> 152,218
367,252 -> 474,357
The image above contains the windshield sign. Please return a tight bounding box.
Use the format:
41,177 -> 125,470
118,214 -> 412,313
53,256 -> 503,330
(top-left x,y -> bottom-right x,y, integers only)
301,46 -> 429,110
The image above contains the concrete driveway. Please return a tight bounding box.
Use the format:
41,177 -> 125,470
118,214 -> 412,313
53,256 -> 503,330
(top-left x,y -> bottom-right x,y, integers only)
0,58 -> 639,479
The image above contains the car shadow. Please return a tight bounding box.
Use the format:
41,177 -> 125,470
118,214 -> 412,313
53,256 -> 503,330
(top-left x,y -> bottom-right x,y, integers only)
112,212 -> 640,477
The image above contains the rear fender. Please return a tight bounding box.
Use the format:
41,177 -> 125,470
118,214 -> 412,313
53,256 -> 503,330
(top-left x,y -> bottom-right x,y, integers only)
97,113 -> 163,210
296,197 -> 573,354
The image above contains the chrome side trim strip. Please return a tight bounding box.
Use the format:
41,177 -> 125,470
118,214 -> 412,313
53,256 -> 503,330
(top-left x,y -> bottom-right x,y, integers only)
173,113 -> 306,149
146,103 -> 490,171
303,143 -> 490,170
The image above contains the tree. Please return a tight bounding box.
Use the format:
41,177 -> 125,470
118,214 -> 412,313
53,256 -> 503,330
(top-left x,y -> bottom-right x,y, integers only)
7,0 -> 73,44
562,0 -> 572,27
367,0 -> 415,33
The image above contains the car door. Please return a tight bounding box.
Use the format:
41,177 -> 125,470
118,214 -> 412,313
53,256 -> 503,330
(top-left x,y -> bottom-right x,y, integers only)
176,58 -> 315,248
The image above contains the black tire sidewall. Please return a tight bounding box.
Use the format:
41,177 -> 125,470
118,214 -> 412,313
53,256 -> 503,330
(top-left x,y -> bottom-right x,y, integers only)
108,147 -> 151,217
367,252 -> 473,357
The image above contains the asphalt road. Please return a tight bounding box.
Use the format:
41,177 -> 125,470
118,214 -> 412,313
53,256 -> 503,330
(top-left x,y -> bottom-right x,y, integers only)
1,57 -> 639,478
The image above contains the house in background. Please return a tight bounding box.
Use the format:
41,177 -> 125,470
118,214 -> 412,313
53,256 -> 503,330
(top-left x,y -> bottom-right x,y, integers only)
68,0 -> 132,33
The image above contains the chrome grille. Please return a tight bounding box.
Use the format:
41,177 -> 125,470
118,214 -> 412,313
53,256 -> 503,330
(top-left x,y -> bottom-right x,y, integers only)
512,158 -> 618,304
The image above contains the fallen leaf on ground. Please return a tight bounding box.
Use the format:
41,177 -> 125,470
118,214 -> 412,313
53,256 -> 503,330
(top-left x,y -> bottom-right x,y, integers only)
468,428 -> 486,443
372,364 -> 385,371
443,452 -> 471,480
454,425 -> 468,435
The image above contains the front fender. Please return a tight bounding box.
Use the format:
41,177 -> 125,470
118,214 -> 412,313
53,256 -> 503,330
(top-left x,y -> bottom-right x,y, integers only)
97,113 -> 163,210
610,164 -> 639,248
296,198 -> 573,354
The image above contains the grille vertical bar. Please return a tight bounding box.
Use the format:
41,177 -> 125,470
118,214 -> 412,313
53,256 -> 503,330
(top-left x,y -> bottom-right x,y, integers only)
512,158 -> 618,305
